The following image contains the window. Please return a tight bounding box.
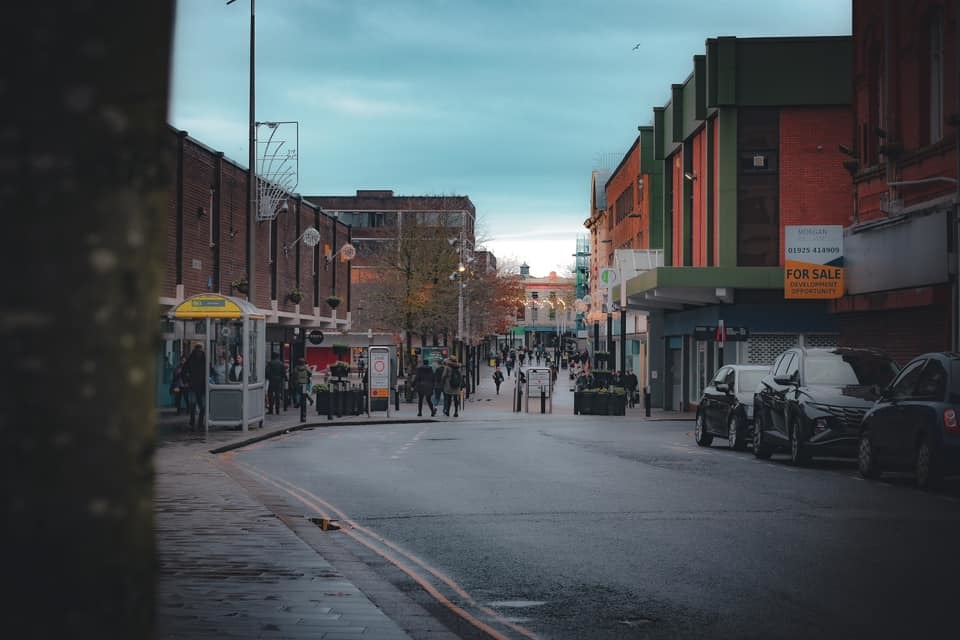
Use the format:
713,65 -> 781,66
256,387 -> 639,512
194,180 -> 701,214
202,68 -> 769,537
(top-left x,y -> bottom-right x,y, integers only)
723,369 -> 735,387
804,353 -> 898,387
738,369 -> 766,394
737,108 -> 779,267
784,353 -> 800,381
914,360 -> 947,400
712,367 -> 730,386
889,359 -> 926,400
774,352 -> 795,377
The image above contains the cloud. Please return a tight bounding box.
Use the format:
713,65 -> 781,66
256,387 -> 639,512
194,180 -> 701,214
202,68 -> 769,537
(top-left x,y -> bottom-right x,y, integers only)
288,84 -> 435,119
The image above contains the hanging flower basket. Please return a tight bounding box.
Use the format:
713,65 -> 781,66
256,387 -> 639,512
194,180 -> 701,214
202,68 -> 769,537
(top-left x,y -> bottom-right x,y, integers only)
288,288 -> 305,304
231,279 -> 249,295
326,295 -> 342,309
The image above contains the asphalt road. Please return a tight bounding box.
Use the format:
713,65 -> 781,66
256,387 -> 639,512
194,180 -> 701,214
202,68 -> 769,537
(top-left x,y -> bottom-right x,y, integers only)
228,412 -> 960,640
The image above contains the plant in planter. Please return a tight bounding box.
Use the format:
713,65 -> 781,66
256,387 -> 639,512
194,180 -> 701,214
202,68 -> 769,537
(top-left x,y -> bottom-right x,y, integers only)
288,287 -> 305,304
329,360 -> 350,379
231,279 -> 249,294
325,295 -> 342,309
331,343 -> 350,358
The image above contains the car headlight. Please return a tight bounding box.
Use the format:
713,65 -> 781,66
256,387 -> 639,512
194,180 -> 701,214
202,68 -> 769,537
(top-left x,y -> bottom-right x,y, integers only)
813,417 -> 829,434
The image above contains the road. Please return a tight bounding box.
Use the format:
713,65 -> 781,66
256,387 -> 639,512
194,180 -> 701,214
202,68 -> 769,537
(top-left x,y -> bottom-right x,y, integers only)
223,403 -> 960,639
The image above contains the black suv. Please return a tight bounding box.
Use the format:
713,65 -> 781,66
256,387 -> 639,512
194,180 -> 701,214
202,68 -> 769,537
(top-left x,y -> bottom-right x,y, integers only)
753,347 -> 899,465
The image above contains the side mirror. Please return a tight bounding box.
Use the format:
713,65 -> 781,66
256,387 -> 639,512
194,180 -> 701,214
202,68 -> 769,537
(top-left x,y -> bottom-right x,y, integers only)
715,382 -> 730,393
773,374 -> 795,386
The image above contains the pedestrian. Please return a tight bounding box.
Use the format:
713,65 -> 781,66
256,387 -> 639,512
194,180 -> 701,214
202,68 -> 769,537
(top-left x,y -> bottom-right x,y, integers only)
431,358 -> 444,410
293,358 -> 312,420
211,354 -> 227,384
518,350 -> 526,366
265,352 -> 285,415
611,370 -> 623,387
169,356 -> 188,415
412,359 -> 437,417
185,344 -> 206,430
505,355 -> 514,378
228,354 -> 244,382
624,369 -> 639,408
492,366 -> 504,394
441,355 -> 463,417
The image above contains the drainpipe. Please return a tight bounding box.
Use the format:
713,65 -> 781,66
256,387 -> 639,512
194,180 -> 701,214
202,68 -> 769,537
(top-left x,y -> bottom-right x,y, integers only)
955,0 -> 960,351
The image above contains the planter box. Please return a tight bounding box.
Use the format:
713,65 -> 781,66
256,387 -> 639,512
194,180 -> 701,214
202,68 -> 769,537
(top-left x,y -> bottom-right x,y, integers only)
573,391 -> 625,416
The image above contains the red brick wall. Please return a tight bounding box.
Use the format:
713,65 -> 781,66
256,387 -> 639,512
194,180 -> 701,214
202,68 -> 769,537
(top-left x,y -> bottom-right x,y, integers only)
605,139 -> 642,250
853,0 -> 958,221
690,128 -> 707,267
713,118 -> 721,265
671,153 -> 683,265
779,107 -> 855,266
165,129 -> 352,313
837,306 -> 951,365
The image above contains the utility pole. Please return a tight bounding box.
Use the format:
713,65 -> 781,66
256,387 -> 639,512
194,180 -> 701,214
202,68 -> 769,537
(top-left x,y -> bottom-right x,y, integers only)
228,0 -> 256,301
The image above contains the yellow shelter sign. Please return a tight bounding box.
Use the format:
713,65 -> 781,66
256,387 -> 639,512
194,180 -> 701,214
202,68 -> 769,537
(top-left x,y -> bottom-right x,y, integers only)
784,225 -> 844,299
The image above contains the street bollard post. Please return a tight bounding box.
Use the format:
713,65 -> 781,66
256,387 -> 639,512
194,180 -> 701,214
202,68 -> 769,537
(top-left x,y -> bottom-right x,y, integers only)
540,387 -> 546,414
644,386 -> 651,417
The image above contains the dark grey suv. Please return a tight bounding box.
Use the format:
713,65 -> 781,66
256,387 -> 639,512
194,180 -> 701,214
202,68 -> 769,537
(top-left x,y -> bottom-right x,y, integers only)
753,347 -> 899,465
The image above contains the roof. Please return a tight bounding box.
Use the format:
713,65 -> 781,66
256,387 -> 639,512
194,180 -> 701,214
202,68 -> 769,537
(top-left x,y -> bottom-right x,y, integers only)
592,170 -> 611,210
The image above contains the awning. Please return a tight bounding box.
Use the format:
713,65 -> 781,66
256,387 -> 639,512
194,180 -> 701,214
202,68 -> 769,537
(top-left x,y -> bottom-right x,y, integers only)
615,266 -> 784,312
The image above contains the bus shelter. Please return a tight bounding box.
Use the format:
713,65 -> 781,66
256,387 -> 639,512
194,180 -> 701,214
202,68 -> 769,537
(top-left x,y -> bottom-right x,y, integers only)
171,294 -> 266,432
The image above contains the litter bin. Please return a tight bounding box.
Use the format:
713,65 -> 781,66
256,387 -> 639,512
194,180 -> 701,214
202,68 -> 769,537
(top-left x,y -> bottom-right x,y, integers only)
489,358 -> 497,367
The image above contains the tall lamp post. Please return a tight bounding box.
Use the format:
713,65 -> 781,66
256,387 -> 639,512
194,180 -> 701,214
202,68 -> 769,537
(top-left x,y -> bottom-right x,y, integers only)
227,0 -> 256,301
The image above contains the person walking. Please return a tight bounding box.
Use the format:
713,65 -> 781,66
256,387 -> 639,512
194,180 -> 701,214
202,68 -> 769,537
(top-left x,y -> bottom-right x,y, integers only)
169,356 -> 188,415
441,355 -> 463,417
624,369 -> 639,408
412,359 -> 437,417
505,354 -> 514,378
293,358 -> 312,421
265,352 -> 285,415
185,344 -> 206,430
492,366 -> 504,394
431,358 -> 444,411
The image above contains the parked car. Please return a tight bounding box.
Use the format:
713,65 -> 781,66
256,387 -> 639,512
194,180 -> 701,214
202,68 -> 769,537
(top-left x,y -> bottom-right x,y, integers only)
694,364 -> 770,450
753,347 -> 899,465
858,352 -> 960,488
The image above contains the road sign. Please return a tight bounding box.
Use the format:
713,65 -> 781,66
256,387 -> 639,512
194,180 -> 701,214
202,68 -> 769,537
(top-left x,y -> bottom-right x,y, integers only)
694,325 -> 750,342
368,347 -> 390,415
598,268 -> 620,288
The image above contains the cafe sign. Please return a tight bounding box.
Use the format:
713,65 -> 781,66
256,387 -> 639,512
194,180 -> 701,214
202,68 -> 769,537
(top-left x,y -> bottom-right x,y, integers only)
784,225 -> 844,299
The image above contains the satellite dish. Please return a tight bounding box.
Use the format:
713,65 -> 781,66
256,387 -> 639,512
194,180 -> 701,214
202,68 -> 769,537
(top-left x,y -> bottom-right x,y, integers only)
302,227 -> 321,247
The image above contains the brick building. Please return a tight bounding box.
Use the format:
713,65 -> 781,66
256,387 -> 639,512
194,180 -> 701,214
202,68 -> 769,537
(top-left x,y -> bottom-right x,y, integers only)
159,128 -> 351,407
593,36 -> 855,411
830,0 -> 959,361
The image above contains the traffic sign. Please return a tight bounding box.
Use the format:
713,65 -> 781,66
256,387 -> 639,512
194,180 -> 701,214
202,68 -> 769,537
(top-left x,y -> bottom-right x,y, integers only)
598,268 -> 620,288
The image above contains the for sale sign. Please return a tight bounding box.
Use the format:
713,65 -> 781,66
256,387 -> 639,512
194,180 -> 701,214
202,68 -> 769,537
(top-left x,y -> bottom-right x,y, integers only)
784,226 -> 844,299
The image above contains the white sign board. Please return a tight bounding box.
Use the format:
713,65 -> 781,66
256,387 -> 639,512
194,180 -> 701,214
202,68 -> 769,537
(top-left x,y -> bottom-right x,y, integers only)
784,225 -> 844,299
526,368 -> 552,395
368,347 -> 391,415
598,268 -> 620,288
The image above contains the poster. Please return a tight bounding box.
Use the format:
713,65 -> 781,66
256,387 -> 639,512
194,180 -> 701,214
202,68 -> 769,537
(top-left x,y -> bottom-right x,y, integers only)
784,225 -> 844,299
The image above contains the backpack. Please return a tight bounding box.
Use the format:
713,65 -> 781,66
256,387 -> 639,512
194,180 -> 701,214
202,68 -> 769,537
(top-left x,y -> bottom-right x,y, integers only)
448,367 -> 462,390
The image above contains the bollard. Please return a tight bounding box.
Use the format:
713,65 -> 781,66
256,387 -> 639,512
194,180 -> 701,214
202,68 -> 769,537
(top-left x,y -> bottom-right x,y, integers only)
540,387 -> 546,414
395,384 -> 400,412
300,386 -> 307,423
327,390 -> 333,421
644,387 -> 651,417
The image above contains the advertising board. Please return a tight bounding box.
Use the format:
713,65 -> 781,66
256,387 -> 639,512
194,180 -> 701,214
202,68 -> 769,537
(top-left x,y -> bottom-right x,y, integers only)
784,225 -> 844,299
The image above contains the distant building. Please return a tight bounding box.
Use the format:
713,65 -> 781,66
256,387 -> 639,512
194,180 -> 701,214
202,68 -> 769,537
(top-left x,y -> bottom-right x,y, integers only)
507,270 -> 575,349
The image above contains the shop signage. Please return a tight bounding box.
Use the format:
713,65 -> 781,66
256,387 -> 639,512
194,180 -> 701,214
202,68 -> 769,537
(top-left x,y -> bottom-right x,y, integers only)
598,268 -> 620,288
307,329 -> 324,345
784,225 -> 844,299
694,325 -> 750,342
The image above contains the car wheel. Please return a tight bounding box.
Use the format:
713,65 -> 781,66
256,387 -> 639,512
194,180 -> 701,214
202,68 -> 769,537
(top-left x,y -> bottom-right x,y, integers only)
694,411 -> 713,447
789,421 -> 811,467
728,414 -> 747,451
857,432 -> 881,479
753,410 -> 773,459
915,437 -> 943,490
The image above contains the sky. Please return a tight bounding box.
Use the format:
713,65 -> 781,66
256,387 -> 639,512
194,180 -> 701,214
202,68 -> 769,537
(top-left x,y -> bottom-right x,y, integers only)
169,0 -> 850,278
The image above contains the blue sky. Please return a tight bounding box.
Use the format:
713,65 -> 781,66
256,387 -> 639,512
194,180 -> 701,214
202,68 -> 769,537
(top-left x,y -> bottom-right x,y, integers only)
169,0 -> 850,277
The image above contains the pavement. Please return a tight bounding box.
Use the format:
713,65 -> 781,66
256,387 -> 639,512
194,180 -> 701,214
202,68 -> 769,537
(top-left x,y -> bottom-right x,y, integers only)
154,361 -> 694,639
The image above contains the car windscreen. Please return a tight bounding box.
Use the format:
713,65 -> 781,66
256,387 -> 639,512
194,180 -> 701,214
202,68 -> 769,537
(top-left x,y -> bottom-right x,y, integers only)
804,353 -> 898,387
738,370 -> 766,392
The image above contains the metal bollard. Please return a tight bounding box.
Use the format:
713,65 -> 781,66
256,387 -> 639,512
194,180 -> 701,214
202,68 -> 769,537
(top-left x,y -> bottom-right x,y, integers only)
395,384 -> 400,412
540,387 -> 546,414
644,387 -> 651,417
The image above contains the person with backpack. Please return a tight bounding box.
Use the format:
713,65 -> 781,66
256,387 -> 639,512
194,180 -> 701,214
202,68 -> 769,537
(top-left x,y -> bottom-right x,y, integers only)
441,355 -> 463,417
492,366 -> 504,395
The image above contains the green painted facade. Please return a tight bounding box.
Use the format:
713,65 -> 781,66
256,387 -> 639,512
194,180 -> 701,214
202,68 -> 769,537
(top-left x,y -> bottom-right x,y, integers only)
639,126 -> 663,251
641,35 -> 852,288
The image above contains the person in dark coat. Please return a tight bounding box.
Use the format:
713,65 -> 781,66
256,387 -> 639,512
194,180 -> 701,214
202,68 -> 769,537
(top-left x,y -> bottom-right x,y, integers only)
185,344 -> 207,430
624,369 -> 639,408
170,356 -> 188,415
440,356 -> 463,417
492,366 -> 504,394
412,360 -> 437,416
265,353 -> 285,415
